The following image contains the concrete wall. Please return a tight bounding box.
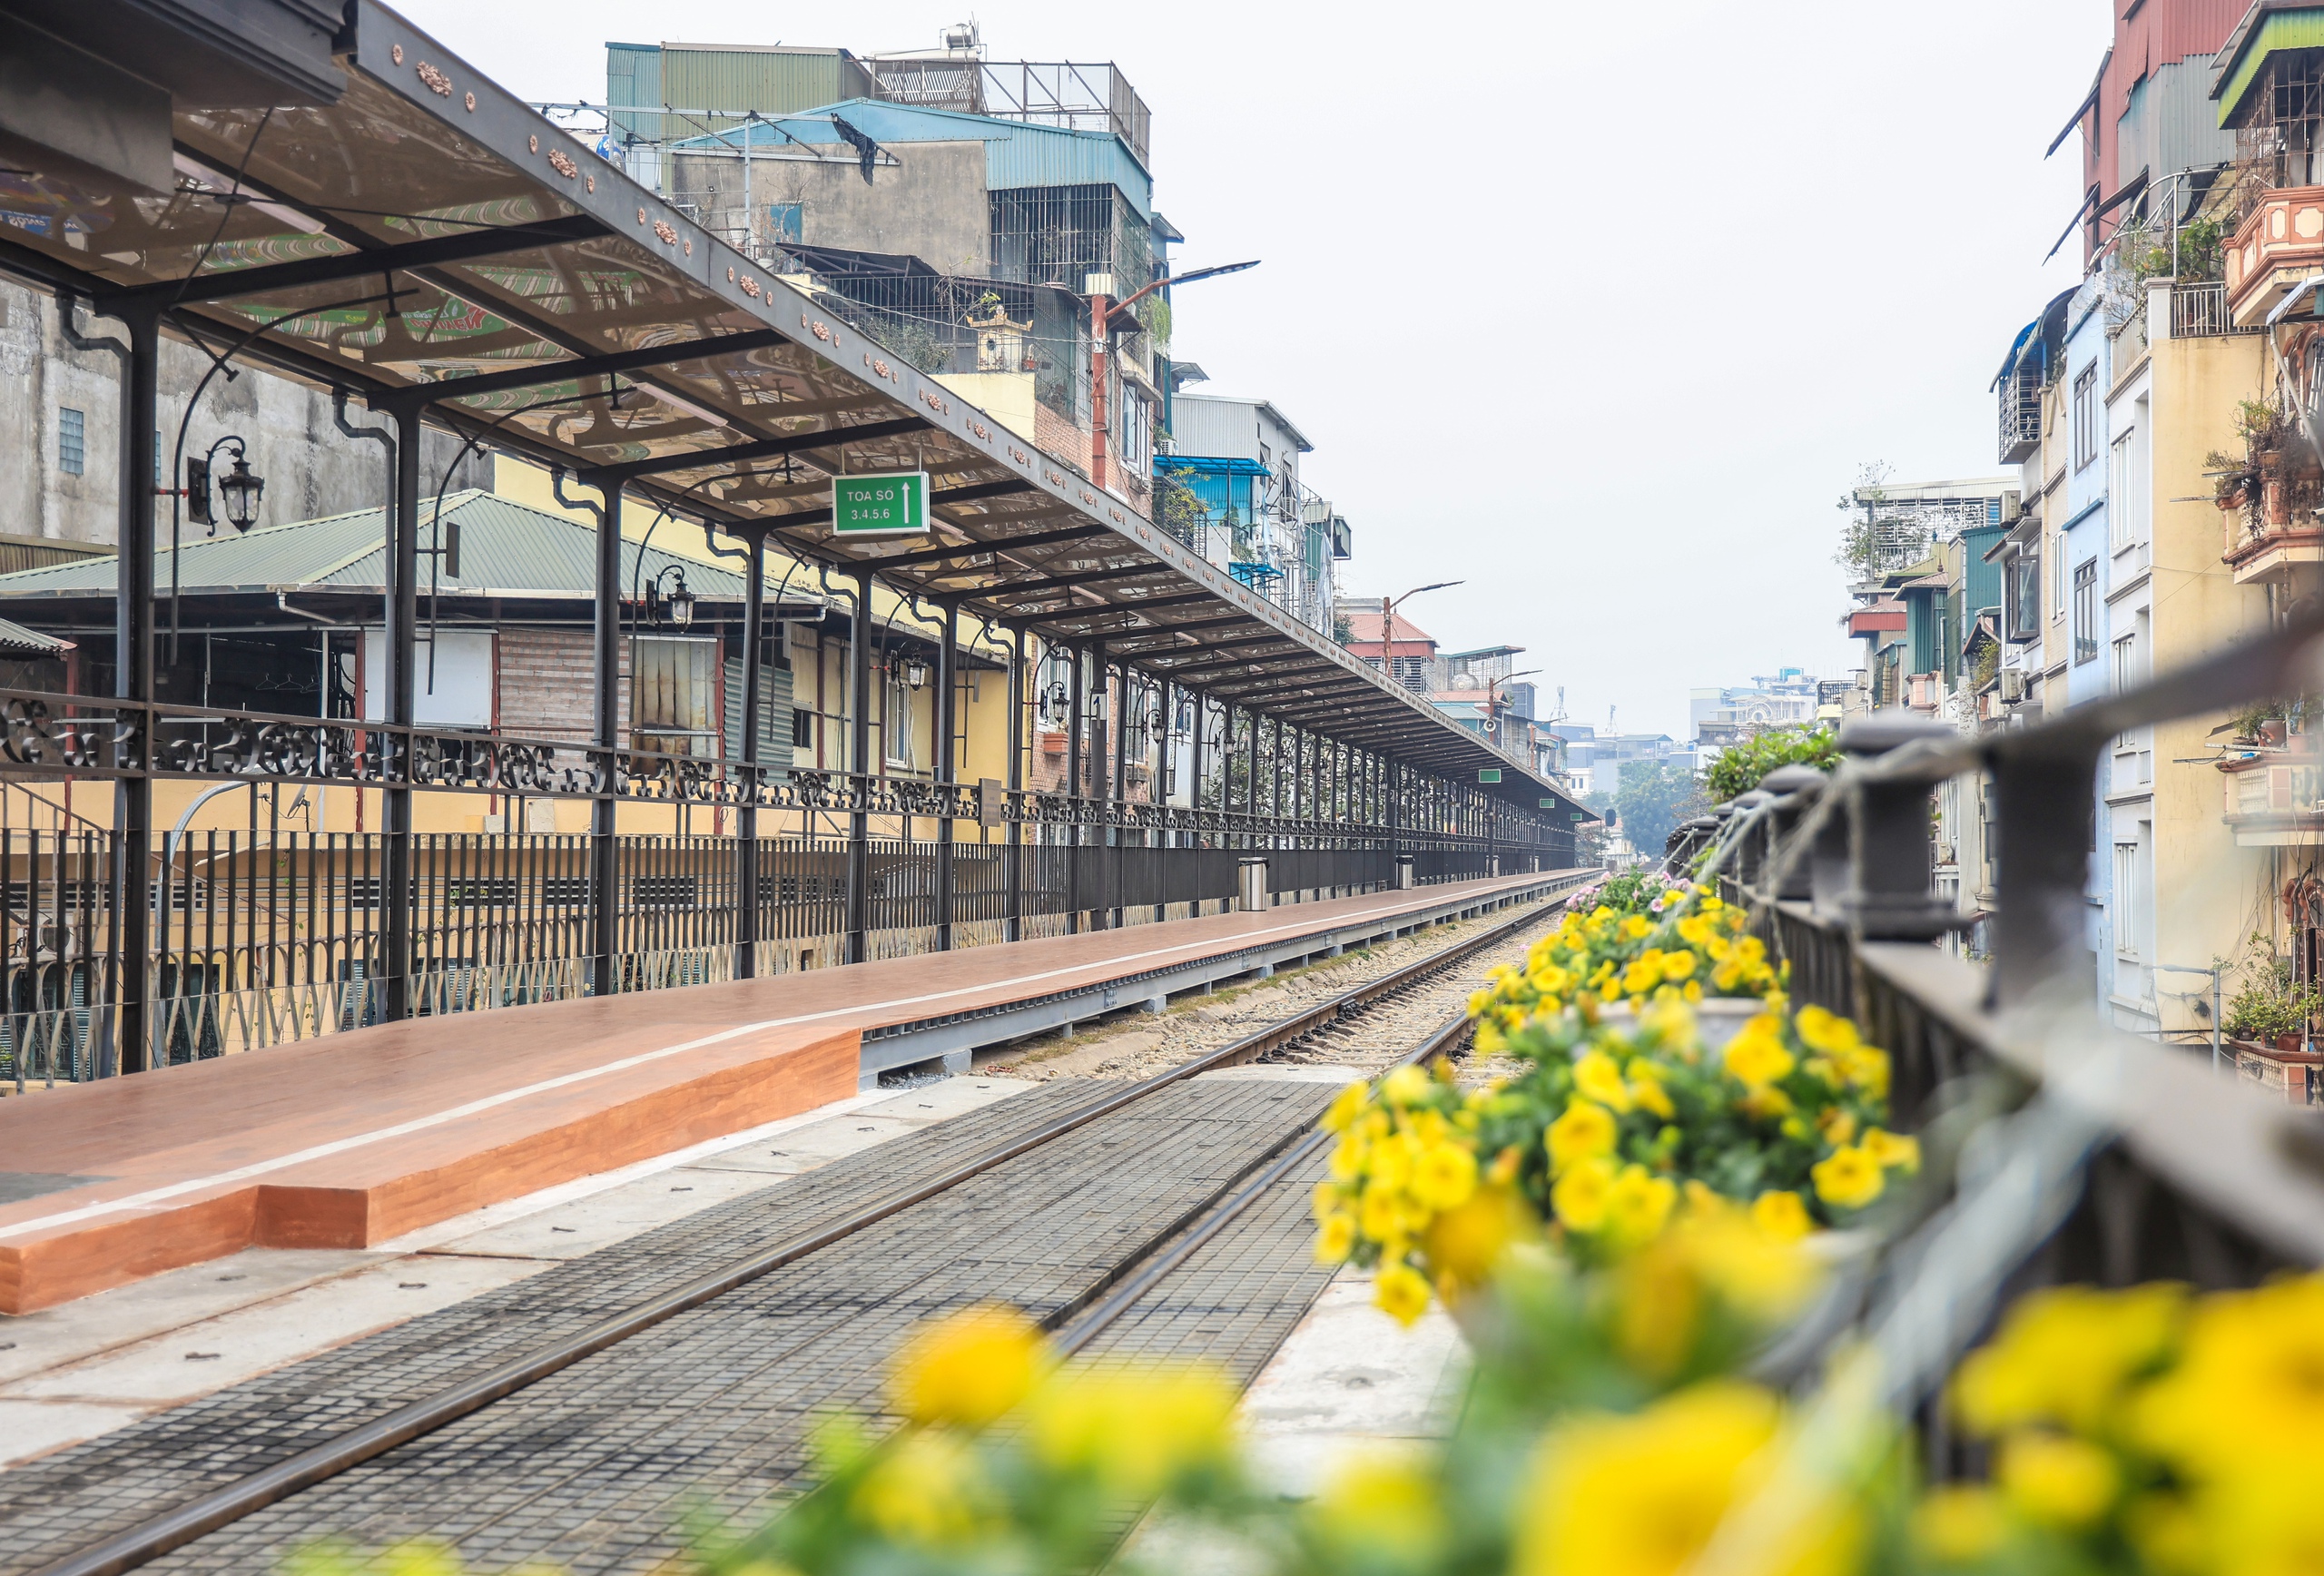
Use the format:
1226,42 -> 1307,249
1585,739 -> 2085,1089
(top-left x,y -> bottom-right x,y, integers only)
669,141 -> 991,276
2146,324 -> 2274,1039
0,281 -> 488,548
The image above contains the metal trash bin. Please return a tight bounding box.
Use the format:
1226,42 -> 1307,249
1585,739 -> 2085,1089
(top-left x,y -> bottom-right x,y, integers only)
1237,857 -> 1270,911
1393,854 -> 1415,891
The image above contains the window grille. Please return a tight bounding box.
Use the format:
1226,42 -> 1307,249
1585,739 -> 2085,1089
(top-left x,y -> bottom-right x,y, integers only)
57,407 -> 84,477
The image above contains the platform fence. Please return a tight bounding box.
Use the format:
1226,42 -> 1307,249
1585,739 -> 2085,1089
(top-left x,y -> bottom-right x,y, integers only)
0,816 -> 1537,1086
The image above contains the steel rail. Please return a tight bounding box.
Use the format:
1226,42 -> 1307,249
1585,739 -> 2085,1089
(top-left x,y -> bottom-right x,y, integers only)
29,895 -> 1567,1576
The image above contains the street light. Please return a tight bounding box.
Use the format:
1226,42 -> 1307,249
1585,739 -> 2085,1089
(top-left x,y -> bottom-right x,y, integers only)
1088,258 -> 1260,491
185,436 -> 265,534
645,564 -> 695,629
903,655 -> 931,691
1376,581 -> 1463,685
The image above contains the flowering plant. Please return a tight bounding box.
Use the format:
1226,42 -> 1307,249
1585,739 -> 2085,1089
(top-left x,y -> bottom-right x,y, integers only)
1562,869 -> 1691,918
1313,1001 -> 1915,1324
1905,1274 -> 2324,1576
1469,894 -> 1780,1055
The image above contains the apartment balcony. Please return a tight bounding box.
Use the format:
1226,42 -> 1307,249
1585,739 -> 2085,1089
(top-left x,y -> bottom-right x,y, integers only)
2224,186 -> 2324,327
2220,475 -> 2324,584
2220,746 -> 2324,845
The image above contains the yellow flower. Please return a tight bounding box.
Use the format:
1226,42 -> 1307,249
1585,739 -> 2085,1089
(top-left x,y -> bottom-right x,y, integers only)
1514,1384 -> 1856,1576
1310,1452 -> 1447,1563
1816,1108 -> 1856,1146
1955,1282 -> 2187,1437
1360,1184 -> 1407,1244
1660,950 -> 1698,982
1750,1188 -> 1813,1243
1622,960 -> 1660,998
1632,1076 -> 1675,1120
1573,1050 -> 1634,1113
1330,1132 -> 1365,1181
1374,1262 -> 1433,1326
1862,1127 -> 1920,1172
1422,1185 -> 1531,1296
1381,1064 -> 1430,1108
889,1305 -> 1044,1429
1547,1099 -> 1619,1175
2132,1274 -> 2324,1476
1810,1145 -> 1885,1211
1322,1080 -> 1369,1134
1315,1212 -> 1356,1263
1722,1019 -> 1795,1088
1620,913 -> 1653,941
1910,1484 -> 2009,1564
1027,1364 -> 1237,1494
2122,1492 -> 2204,1576
1739,1085 -> 1794,1120
1604,1164 -> 1679,1247
1410,1141 -> 1479,1211
852,1431 -> 988,1544
1997,1430 -> 2119,1529
1474,1019 -> 1505,1055
1551,1156 -> 1616,1233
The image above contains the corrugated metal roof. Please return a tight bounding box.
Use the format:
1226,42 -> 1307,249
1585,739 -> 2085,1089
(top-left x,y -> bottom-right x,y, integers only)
0,491 -> 783,604
675,99 -> 1152,214
0,616 -> 69,655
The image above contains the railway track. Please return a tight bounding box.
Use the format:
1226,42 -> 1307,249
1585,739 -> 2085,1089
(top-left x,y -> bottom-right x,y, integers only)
12,894 -> 1572,1576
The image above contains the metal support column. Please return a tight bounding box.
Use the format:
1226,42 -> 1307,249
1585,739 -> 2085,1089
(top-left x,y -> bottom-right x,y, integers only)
1066,641 -> 1085,932
113,307 -> 160,1074
382,404 -> 422,1021
586,471 -> 622,999
1153,675 -> 1171,921
735,527 -> 765,979
1006,625 -> 1025,942
847,569 -> 874,963
934,596 -> 959,951
1108,652 -> 1128,928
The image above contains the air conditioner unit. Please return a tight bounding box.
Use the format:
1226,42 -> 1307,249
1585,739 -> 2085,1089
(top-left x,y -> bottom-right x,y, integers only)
1999,668 -> 2027,704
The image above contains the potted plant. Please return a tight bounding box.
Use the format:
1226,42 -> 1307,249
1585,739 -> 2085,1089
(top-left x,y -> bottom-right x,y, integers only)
2223,933 -> 2319,1052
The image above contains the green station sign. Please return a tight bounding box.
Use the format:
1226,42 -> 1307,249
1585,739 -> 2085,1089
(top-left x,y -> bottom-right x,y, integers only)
832,470 -> 931,537
1477,769 -> 1502,784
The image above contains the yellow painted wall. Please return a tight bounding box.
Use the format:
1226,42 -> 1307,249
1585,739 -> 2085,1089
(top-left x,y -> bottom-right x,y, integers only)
935,372 -> 1039,447
2146,329 -> 2275,1034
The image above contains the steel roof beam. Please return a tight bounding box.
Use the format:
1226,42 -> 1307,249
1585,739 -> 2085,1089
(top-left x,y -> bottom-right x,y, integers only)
589,416 -> 931,485
874,522 -> 1102,571
379,328 -> 793,409
990,563 -> 1162,598
98,213 -> 608,311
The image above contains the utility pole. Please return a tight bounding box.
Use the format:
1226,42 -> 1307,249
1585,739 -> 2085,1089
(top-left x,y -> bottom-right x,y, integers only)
1086,258 -> 1257,491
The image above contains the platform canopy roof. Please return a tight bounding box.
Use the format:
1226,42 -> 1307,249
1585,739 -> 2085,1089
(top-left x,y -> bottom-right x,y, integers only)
0,0 -> 1581,820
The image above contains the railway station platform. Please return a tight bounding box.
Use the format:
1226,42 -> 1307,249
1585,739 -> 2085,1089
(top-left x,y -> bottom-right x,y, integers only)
0,869 -> 1589,1315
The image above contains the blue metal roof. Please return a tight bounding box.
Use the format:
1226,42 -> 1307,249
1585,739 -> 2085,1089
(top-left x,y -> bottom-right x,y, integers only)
672,99 -> 1152,214
1159,456 -> 1270,478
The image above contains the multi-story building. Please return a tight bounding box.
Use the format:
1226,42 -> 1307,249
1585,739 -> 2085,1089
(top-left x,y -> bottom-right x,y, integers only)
1689,668 -> 1824,749
590,34 -> 1351,641
1160,393 -> 1347,634
1959,0 -> 2293,1036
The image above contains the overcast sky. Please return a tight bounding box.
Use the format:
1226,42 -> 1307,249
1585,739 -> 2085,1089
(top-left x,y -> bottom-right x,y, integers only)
399,0 -> 2108,738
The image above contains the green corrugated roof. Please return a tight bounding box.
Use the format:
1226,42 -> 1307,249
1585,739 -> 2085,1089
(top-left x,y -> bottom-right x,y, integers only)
0,491 -> 781,604
2216,9 -> 2324,124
